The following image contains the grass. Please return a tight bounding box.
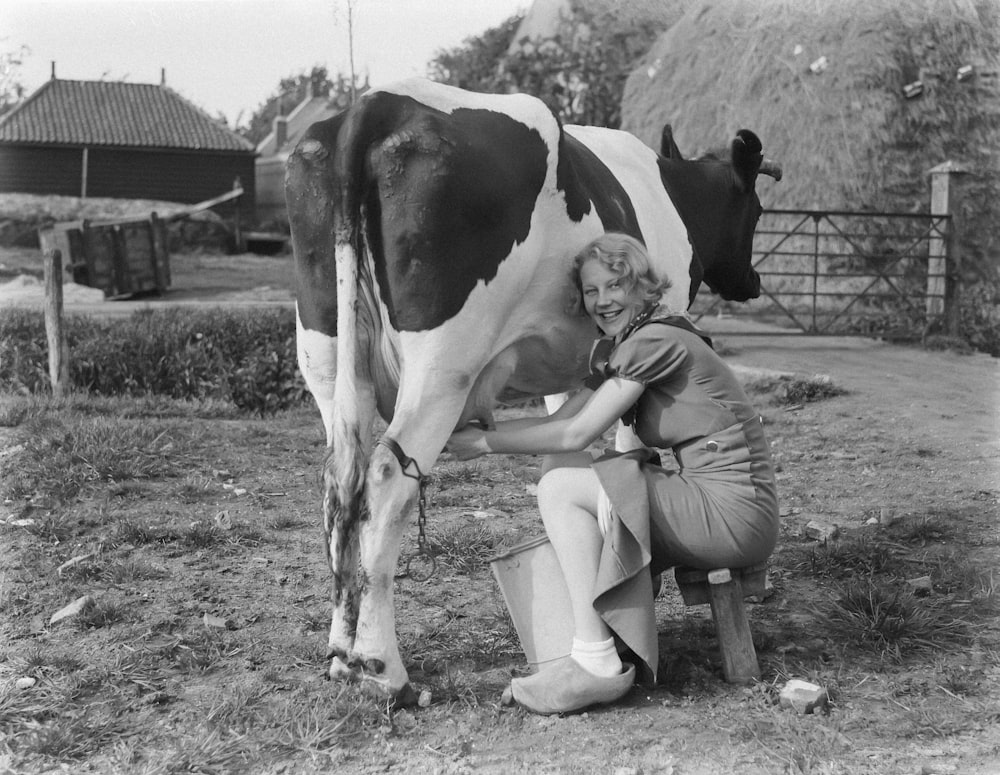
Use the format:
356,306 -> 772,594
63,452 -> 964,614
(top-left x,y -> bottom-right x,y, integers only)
74,597 -> 133,630
820,578 -> 974,660
101,557 -> 167,585
738,706 -> 853,774
426,522 -> 508,575
112,518 -> 157,547
783,531 -> 910,578
1,386 -> 998,772
887,514 -> 954,545
1,413 -> 180,504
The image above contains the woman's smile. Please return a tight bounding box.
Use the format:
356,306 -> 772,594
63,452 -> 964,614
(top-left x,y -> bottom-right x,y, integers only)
580,258 -> 643,336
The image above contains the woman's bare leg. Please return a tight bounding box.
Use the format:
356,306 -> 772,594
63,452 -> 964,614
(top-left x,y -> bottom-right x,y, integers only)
536,456 -> 612,643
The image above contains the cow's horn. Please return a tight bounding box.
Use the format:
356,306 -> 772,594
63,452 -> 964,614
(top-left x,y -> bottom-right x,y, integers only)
759,159 -> 782,181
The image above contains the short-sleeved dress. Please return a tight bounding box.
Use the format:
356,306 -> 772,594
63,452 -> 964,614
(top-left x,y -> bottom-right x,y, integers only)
581,307 -> 779,681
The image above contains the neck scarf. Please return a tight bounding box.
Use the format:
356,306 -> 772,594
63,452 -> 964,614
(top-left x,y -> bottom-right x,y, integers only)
589,303 -> 714,384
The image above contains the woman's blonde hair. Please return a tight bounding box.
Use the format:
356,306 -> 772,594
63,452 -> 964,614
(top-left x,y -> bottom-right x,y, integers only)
567,232 -> 670,316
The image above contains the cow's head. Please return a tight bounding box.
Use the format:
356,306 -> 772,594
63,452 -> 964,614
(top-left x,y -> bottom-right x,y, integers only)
659,126 -> 781,304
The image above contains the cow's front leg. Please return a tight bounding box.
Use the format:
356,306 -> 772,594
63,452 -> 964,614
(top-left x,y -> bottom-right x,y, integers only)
349,441 -> 420,705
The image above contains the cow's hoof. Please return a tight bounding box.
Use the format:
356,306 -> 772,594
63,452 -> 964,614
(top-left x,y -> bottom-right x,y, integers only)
328,655 -> 360,682
359,675 -> 419,708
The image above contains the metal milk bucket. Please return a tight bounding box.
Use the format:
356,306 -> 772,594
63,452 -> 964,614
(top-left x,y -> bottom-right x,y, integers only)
489,535 -> 574,671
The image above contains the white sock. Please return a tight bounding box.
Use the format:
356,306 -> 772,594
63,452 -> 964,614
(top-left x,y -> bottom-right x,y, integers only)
571,636 -> 622,678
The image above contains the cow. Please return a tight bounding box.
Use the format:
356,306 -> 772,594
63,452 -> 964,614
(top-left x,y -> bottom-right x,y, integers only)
286,78 -> 781,704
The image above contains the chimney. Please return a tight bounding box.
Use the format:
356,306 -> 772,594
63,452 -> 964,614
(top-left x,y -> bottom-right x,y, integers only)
274,115 -> 288,149
160,68 -> 166,86
51,61 -> 56,80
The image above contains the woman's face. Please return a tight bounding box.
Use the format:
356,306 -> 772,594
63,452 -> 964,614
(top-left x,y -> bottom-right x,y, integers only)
579,258 -> 645,336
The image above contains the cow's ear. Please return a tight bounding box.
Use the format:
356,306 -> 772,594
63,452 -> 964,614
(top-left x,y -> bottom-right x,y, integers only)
661,124 -> 683,160
731,129 -> 763,191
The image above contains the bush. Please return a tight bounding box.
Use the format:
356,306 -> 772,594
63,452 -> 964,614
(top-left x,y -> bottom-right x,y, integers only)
0,307 -> 309,413
0,308 -> 50,394
958,279 -> 1000,357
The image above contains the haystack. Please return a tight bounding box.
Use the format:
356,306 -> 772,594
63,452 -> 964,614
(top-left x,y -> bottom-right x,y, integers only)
620,0 -> 1000,275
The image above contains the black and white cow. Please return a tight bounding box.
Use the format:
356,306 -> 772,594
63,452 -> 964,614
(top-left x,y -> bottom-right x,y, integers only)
286,78 -> 780,703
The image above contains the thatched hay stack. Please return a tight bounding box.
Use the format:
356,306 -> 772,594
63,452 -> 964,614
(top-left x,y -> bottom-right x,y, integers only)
621,0 -> 1000,275
575,0 -> 684,27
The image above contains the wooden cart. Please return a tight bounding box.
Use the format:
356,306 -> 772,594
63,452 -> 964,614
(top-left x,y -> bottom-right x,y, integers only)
36,184 -> 245,300
39,213 -> 171,299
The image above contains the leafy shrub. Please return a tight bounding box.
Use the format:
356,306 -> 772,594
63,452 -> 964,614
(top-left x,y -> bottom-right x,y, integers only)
0,307 -> 51,394
957,279 -> 1000,357
0,307 -> 308,413
228,334 -> 307,415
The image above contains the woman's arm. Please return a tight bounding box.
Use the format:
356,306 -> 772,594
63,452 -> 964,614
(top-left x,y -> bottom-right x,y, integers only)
484,387 -> 594,433
447,378 -> 644,460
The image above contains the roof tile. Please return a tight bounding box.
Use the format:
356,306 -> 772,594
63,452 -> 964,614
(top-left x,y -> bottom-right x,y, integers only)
0,79 -> 255,153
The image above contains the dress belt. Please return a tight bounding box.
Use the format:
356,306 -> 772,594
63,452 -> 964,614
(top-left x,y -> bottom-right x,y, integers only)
671,415 -> 764,467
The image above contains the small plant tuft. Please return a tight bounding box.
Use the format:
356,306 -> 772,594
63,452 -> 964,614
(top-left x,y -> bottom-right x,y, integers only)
785,532 -> 906,578
821,578 -> 972,658
428,522 -> 506,575
774,375 -> 847,405
888,514 -> 953,545
75,597 -> 131,630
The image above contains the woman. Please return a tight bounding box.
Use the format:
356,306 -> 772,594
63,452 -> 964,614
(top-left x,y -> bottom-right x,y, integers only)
447,233 -> 779,715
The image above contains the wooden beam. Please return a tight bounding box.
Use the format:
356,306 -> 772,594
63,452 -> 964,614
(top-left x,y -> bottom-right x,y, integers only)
80,147 -> 88,198
162,185 -> 245,223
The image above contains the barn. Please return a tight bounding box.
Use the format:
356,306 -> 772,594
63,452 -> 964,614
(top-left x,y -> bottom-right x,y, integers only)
254,84 -> 343,225
0,68 -> 256,217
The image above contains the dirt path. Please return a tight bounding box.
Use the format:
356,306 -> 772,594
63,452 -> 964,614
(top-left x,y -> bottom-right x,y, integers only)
720,330 -> 1000,497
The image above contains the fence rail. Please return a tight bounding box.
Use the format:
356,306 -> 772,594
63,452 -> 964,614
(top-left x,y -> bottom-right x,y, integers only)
690,209 -> 955,338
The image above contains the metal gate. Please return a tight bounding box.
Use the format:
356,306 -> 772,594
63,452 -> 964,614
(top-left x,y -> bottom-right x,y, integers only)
689,209 -> 955,337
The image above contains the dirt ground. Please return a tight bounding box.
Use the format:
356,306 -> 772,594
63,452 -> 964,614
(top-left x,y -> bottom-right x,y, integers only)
2,248 -> 999,774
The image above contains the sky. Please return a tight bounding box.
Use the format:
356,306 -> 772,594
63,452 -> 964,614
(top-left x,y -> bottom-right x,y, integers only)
3,0 -> 531,127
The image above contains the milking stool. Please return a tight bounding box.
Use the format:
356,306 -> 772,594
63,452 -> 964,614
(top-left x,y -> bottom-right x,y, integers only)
673,562 -> 769,683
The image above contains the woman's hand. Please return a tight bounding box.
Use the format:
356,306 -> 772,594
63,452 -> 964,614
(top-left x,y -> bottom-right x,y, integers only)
446,424 -> 490,461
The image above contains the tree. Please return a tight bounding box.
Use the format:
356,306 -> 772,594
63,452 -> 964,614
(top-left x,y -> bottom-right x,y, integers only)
240,65 -> 367,146
428,15 -> 524,92
503,8 -> 660,129
429,8 -> 659,129
0,44 -> 29,117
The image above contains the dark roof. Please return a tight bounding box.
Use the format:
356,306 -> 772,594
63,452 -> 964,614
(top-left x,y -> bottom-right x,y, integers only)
0,78 -> 255,153
256,95 -> 341,157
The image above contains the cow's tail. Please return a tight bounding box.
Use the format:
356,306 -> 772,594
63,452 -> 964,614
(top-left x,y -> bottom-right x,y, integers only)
322,98 -> 382,654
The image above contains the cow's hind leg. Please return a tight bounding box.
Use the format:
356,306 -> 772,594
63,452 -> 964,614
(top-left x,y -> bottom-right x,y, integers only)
297,313 -> 377,682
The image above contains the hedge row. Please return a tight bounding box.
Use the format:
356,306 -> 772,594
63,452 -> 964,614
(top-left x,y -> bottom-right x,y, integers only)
0,307 -> 309,414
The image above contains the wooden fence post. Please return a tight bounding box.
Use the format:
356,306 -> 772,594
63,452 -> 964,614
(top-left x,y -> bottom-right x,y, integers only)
232,176 -> 244,254
928,161 -> 969,336
43,248 -> 70,398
